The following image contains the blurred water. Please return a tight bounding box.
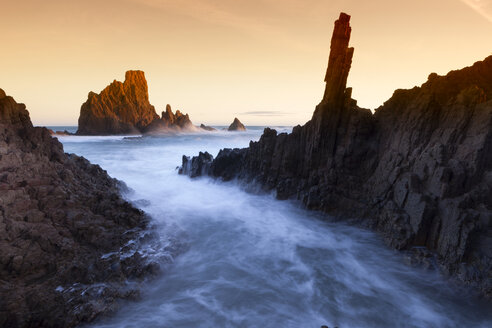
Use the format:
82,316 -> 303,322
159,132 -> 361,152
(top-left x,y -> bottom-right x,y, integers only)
53,127 -> 492,328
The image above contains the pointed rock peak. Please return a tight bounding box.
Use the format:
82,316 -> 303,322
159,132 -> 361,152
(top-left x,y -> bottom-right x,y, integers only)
322,12 -> 354,107
165,104 -> 172,112
0,88 -> 6,99
228,117 -> 246,131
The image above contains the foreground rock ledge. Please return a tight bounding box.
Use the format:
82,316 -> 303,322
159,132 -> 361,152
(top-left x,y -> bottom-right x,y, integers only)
0,88 -> 164,327
180,13 -> 492,297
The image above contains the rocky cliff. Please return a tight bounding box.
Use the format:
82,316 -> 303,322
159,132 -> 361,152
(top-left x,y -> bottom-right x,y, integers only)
77,71 -> 194,135
1,89 -> 165,326
180,13 -> 492,296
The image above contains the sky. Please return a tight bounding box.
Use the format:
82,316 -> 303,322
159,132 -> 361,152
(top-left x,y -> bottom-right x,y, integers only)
1,0 -> 491,126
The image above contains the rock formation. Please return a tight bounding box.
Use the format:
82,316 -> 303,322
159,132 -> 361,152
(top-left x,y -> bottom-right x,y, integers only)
227,117 -> 246,131
200,124 -> 217,131
143,104 -> 195,133
77,71 -> 194,135
0,89 -> 167,326
180,13 -> 492,297
48,129 -> 74,136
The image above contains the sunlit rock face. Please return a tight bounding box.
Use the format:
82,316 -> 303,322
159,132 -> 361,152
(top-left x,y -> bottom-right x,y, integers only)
143,104 -> 195,133
180,12 -> 492,297
0,89 -> 162,326
77,71 -> 193,135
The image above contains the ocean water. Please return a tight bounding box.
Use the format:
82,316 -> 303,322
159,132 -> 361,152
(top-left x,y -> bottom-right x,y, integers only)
52,127 -> 492,328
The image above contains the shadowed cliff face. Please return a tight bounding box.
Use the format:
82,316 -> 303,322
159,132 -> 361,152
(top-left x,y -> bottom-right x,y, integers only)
228,117 -> 246,131
180,13 -> 492,296
0,89 -> 165,327
77,71 -> 192,135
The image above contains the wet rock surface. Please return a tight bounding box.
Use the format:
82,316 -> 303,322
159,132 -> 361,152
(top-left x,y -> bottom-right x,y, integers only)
77,71 -> 194,135
180,13 -> 492,297
0,89 -> 167,327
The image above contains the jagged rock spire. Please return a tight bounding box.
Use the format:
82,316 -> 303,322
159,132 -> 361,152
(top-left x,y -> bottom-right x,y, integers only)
322,13 -> 354,107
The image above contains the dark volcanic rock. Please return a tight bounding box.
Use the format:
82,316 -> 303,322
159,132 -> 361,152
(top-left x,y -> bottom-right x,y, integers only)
200,124 -> 217,131
179,151 -> 214,178
227,117 -> 246,131
0,89 -> 164,326
77,71 -> 194,135
179,13 -> 492,297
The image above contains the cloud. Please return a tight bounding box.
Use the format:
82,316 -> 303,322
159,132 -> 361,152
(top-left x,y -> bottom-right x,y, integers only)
238,111 -> 291,117
460,0 -> 492,23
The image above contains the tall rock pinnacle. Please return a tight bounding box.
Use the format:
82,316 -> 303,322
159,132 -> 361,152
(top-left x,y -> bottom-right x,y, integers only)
322,13 -> 354,108
77,70 -> 195,135
77,70 -> 159,135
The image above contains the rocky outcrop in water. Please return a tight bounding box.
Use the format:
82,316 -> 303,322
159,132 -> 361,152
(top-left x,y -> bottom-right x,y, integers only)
48,129 -> 74,136
0,89 -> 164,326
180,13 -> 492,297
200,124 -> 217,131
77,71 -> 194,135
227,118 -> 246,131
143,104 -> 195,133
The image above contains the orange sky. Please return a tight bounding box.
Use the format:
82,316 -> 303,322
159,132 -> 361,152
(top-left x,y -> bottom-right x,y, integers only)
1,0 -> 491,126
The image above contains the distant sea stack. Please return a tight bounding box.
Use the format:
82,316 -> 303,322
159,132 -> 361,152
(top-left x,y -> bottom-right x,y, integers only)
228,117 -> 246,131
144,104 -> 194,134
200,123 -> 217,131
180,13 -> 492,297
77,71 -> 194,135
0,89 -> 163,326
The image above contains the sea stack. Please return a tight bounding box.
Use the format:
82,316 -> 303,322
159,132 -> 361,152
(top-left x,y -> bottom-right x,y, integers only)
322,12 -> 354,110
144,104 -> 194,133
179,13 -> 492,297
227,117 -> 246,131
77,71 -> 194,135
200,123 -> 217,131
77,71 -> 158,135
0,89 -> 164,326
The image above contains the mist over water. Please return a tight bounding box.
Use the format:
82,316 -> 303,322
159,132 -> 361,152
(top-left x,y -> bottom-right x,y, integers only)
54,127 -> 492,328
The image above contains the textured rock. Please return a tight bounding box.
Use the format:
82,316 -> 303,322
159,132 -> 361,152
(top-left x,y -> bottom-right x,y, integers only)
143,104 -> 195,133
227,118 -> 246,131
77,71 -> 194,135
0,89 -> 168,326
180,13 -> 492,297
179,152 -> 214,178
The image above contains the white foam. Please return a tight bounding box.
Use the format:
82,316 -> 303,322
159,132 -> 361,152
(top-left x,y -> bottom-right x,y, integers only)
58,129 -> 492,328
